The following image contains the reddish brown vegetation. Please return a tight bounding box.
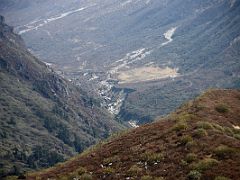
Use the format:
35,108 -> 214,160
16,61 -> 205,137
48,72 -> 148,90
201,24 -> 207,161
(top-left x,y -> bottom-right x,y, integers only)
26,89 -> 240,180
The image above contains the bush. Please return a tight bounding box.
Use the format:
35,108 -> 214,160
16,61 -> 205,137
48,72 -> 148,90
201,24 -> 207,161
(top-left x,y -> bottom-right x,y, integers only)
185,153 -> 197,163
103,155 -> 120,165
76,166 -> 87,175
141,176 -> 164,180
180,135 -> 193,146
79,173 -> 93,180
215,104 -> 229,113
128,165 -> 142,175
193,128 -> 208,137
180,160 -> 188,166
212,123 -> 224,132
233,128 -> 240,135
186,141 -> 197,149
233,134 -> 240,140
141,152 -> 164,163
187,170 -> 201,180
141,175 -> 153,180
190,158 -> 218,172
224,127 -> 234,136
214,145 -> 237,159
214,176 -> 230,180
102,167 -> 115,174
196,121 -> 213,130
174,113 -> 194,122
172,122 -> 188,132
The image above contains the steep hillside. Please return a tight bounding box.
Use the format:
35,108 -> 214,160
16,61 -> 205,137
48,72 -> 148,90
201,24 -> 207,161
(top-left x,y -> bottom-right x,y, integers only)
0,16 -> 123,177
25,89 -> 240,180
1,0 -> 239,125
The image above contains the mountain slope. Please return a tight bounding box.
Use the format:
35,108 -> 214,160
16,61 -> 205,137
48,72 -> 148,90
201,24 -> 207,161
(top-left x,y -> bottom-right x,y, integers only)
0,16 -> 123,177
25,89 -> 240,180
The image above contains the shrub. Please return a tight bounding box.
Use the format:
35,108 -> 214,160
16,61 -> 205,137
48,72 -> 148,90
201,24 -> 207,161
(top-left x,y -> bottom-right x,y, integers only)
103,155 -> 120,165
233,134 -> 240,140
67,173 -> 78,180
195,105 -> 205,112
128,165 -> 142,175
196,121 -> 213,130
193,128 -> 208,137
4,176 -> 19,180
185,153 -> 197,163
141,176 -> 164,180
190,158 -> 218,172
214,176 -> 230,180
224,127 -> 234,136
174,113 -> 194,122
180,135 -> 193,146
214,145 -> 237,159
187,170 -> 201,180
172,122 -> 188,132
76,166 -> 87,175
180,160 -> 188,166
232,128 -> 240,135
79,173 -> 93,180
186,141 -> 197,149
154,177 -> 164,180
212,124 -> 224,132
102,167 -> 115,174
141,175 -> 153,180
215,104 -> 229,113
141,152 -> 164,163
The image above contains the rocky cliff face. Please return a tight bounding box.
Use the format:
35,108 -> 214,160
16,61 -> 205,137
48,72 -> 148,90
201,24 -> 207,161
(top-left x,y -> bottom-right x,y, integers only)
0,16 -> 123,177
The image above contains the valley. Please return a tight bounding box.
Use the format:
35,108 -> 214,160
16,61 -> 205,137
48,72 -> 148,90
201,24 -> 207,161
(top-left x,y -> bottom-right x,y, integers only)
0,0 -> 239,145
0,0 -> 240,178
2,0 -> 239,126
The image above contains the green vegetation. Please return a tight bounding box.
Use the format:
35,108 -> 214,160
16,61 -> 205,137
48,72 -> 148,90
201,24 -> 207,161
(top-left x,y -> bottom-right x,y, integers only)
212,123 -> 224,132
233,134 -> 240,140
214,176 -> 230,180
180,135 -> 193,146
193,128 -> 208,137
141,176 -> 154,180
173,113 -> 195,123
141,151 -> 164,163
214,145 -> 238,159
128,165 -> 142,176
141,176 -> 164,180
103,155 -> 120,165
215,104 -> 229,113
102,167 -> 115,174
79,173 -> 93,180
187,170 -> 201,180
196,121 -> 213,130
0,19 -> 123,177
185,153 -> 197,163
75,167 -> 87,175
172,122 -> 188,132
190,158 -> 218,172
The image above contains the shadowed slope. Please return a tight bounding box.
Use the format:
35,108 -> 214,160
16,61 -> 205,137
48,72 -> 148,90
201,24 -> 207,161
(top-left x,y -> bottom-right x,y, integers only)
0,15 -> 123,177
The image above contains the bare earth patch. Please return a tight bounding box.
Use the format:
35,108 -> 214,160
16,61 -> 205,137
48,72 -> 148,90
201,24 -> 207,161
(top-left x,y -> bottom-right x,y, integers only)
117,66 -> 179,84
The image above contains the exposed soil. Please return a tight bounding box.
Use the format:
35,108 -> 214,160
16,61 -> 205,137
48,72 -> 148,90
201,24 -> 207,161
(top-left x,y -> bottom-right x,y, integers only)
117,66 -> 179,84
